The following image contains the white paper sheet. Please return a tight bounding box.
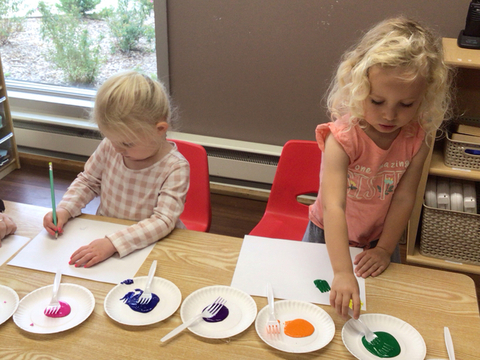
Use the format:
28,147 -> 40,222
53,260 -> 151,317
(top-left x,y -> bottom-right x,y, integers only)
0,235 -> 31,266
8,218 -> 155,284
231,235 -> 367,309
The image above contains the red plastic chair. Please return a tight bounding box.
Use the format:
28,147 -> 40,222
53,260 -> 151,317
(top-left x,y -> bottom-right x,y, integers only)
169,139 -> 212,232
249,140 -> 321,240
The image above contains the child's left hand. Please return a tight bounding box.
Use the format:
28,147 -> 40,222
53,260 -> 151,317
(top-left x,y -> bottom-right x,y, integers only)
353,247 -> 391,278
69,237 -> 117,268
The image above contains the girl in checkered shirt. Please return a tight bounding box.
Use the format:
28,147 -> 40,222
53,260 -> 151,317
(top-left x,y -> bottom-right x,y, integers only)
43,71 -> 190,267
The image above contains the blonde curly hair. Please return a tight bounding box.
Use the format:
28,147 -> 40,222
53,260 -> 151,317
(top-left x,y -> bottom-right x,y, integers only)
93,70 -> 174,141
326,16 -> 454,138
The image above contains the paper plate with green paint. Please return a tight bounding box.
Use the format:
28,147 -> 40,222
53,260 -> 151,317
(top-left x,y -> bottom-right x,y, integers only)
342,313 -> 426,360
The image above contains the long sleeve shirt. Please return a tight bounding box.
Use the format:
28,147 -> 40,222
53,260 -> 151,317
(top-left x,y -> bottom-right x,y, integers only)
58,139 -> 190,257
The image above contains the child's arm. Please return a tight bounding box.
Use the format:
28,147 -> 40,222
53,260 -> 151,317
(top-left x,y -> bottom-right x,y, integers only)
53,140 -> 107,222
69,162 -> 189,267
43,142 -> 106,237
354,142 -> 430,278
322,134 -> 361,320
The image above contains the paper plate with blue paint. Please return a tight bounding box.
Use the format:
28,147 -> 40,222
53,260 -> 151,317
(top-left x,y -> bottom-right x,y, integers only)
342,313 -> 426,360
104,276 -> 181,326
0,284 -> 19,326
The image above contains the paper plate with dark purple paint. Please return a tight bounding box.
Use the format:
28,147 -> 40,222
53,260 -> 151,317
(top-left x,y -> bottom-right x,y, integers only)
180,285 -> 257,339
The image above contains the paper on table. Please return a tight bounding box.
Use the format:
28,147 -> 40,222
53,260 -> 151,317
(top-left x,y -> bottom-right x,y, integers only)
8,217 -> 155,284
231,235 -> 366,310
0,235 -> 31,266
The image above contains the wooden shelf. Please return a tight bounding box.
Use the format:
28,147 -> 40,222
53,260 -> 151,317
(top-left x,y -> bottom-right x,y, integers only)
429,146 -> 480,180
407,245 -> 480,275
443,38 -> 480,69
406,38 -> 480,274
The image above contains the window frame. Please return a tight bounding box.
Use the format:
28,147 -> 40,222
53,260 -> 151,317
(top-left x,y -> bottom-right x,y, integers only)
6,0 -> 169,131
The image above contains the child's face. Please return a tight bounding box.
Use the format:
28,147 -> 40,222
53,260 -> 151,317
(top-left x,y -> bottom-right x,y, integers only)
99,126 -> 164,164
363,65 -> 426,136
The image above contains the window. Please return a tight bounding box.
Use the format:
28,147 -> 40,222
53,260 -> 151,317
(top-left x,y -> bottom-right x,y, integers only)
1,0 -> 168,130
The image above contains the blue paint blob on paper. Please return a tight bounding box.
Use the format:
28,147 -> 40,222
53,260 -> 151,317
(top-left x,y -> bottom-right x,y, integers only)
120,289 -> 159,313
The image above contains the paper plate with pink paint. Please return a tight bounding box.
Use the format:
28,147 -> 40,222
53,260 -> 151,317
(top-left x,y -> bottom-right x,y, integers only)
13,283 -> 94,334
0,284 -> 19,326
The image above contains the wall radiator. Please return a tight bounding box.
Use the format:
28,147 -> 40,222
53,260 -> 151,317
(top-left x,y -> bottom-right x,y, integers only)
12,117 -> 281,185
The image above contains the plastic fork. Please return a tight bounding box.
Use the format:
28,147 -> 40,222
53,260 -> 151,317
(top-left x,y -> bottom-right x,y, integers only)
137,260 -> 157,305
348,308 -> 377,342
444,327 -> 456,360
266,282 -> 280,335
44,269 -> 62,316
161,296 -> 227,342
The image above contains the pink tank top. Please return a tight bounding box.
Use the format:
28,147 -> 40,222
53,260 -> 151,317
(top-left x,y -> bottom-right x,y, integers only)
309,116 -> 425,246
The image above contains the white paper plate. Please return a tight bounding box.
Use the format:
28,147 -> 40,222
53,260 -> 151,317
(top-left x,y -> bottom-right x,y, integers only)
13,283 -> 95,334
255,300 -> 335,353
342,313 -> 426,360
104,276 -> 181,326
180,285 -> 257,339
0,284 -> 19,326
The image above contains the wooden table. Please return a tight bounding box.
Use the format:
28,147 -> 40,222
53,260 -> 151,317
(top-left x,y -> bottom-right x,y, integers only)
1,201 -> 479,359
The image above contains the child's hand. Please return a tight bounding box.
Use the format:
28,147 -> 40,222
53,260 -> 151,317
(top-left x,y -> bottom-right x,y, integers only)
0,213 -> 17,244
43,208 -> 70,237
69,237 -> 117,268
330,272 -> 361,320
354,246 -> 391,278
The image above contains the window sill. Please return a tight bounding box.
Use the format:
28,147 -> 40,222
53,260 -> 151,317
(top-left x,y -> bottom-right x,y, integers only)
7,79 -> 95,127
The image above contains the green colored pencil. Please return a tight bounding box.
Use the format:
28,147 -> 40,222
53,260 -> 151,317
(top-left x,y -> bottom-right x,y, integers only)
48,162 -> 58,238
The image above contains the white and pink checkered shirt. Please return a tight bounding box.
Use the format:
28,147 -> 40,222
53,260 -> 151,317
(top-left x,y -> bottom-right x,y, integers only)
58,139 -> 190,257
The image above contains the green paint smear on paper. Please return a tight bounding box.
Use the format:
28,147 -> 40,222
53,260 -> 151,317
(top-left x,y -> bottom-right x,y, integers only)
362,331 -> 401,358
313,279 -> 331,293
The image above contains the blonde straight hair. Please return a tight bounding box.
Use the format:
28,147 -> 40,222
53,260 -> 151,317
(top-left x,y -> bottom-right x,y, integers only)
93,71 -> 173,141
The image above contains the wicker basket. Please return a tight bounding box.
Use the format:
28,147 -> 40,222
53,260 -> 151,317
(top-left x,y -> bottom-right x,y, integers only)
444,117 -> 480,170
420,203 -> 480,265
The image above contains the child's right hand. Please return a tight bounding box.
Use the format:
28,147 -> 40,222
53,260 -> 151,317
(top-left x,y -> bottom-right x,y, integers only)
43,208 -> 70,237
330,272 -> 361,320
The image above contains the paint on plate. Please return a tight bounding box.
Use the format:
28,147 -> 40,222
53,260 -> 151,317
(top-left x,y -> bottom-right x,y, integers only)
120,289 -> 159,313
362,331 -> 401,358
313,279 -> 331,293
202,304 -> 229,323
121,279 -> 134,285
45,301 -> 71,318
284,318 -> 315,338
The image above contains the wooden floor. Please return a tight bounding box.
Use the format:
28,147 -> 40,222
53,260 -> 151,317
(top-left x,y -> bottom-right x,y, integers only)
1,161 -> 479,308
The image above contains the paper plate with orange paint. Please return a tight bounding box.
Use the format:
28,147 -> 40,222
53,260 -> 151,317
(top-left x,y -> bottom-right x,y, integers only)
255,300 -> 335,353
